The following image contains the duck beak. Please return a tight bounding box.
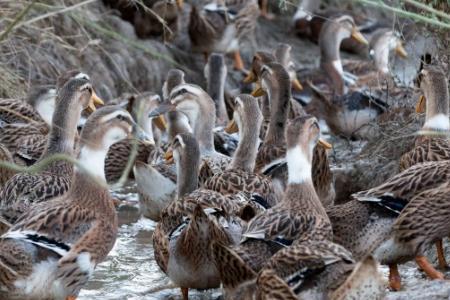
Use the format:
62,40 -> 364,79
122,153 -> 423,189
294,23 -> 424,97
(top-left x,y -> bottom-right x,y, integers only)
318,138 -> 332,149
149,103 -> 176,118
135,126 -> 155,146
87,91 -> 104,113
351,27 -> 369,45
225,119 -> 239,134
395,42 -> 408,58
176,0 -> 183,9
292,78 -> 303,91
165,149 -> 174,164
416,95 -> 426,113
251,83 -> 266,97
243,71 -> 257,83
153,115 -> 167,131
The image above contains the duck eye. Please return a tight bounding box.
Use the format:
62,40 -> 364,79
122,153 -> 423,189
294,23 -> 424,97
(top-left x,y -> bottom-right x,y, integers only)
117,114 -> 127,121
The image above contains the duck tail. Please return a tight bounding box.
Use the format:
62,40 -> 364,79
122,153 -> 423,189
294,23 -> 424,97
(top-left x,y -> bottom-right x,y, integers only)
211,241 -> 256,289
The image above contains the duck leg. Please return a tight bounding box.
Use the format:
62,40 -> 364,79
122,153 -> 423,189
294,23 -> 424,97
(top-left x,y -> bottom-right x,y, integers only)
233,51 -> 244,71
259,0 -> 274,19
436,240 -> 448,269
416,255 -> 445,279
388,263 -> 402,291
66,296 -> 76,300
181,287 -> 189,300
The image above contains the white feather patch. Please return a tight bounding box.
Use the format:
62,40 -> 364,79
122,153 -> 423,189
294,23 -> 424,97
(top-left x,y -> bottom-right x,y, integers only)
423,114 -> 450,131
286,145 -> 312,184
76,252 -> 95,277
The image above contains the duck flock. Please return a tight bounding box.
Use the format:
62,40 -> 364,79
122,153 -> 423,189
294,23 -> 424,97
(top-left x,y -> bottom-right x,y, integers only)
0,0 -> 449,299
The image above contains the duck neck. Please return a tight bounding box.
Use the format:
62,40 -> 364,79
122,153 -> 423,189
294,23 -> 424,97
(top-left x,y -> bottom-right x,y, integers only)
194,104 -> 216,153
319,26 -> 348,95
321,62 -> 346,96
207,70 -> 228,127
43,96 -> 83,157
230,115 -> 261,172
75,145 -> 108,185
372,44 -> 391,74
285,143 -> 323,209
423,88 -> 450,132
177,152 -> 200,198
265,80 -> 290,145
286,144 -> 313,185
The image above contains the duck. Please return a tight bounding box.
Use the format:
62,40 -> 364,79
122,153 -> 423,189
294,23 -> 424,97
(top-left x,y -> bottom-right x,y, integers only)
133,71 -> 192,221
233,115 -> 333,272
212,240 -> 385,299
150,84 -> 231,182
205,52 -> 229,126
103,0 -> 183,40
0,75 -> 102,225
327,159 -> 450,291
0,72 -> 104,165
152,133 -> 250,300
343,28 -> 409,90
188,0 -> 259,70
162,69 -> 186,101
346,29 -> 408,75
292,0 -> 376,54
399,66 -> 450,171
134,0 -> 183,41
104,92 -> 164,183
299,16 -> 392,139
396,66 -> 450,273
204,94 -> 279,206
0,105 -> 134,300
204,52 -> 240,156
251,62 -> 334,207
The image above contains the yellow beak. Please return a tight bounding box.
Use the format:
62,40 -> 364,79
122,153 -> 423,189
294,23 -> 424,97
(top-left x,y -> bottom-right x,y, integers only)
153,115 -> 167,131
251,83 -> 266,97
86,91 -> 104,113
395,43 -> 408,58
292,78 -> 303,91
416,95 -> 426,113
243,71 -> 257,84
164,150 -> 174,164
318,138 -> 332,149
225,119 -> 239,134
351,27 -> 369,46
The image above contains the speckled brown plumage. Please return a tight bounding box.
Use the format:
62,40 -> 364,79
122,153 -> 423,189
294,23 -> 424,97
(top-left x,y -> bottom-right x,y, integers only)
400,136 -> 450,171
399,66 -> 450,171
0,122 -> 48,154
0,76 -> 98,224
0,144 -> 15,188
394,181 -> 450,255
236,116 -> 333,272
105,140 -> 159,183
329,160 -> 450,265
188,0 -> 258,55
0,98 -> 43,125
204,170 -> 277,206
0,105 -> 132,299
